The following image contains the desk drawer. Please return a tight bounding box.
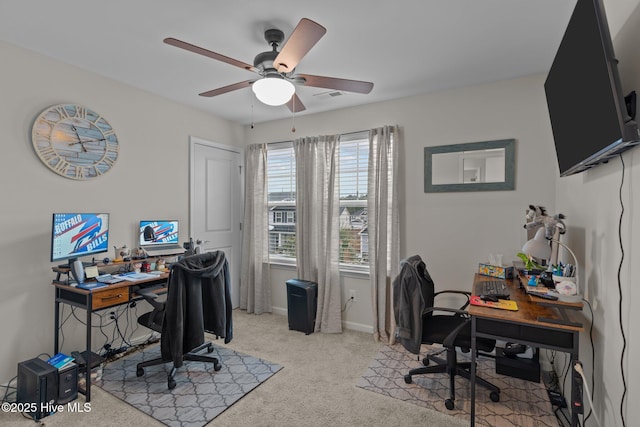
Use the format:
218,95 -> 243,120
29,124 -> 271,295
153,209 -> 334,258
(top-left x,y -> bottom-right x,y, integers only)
476,318 -> 574,350
92,287 -> 129,310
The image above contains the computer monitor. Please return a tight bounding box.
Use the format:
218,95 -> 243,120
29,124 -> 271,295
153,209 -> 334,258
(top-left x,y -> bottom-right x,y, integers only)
51,213 -> 110,266
138,220 -> 179,246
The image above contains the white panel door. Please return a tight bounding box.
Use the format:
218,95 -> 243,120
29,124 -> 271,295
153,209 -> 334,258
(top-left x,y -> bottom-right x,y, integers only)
190,136 -> 243,308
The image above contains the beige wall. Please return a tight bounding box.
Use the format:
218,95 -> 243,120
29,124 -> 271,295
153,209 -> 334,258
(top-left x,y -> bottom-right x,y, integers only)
245,73 -> 559,329
553,1 -> 640,425
0,40 -> 243,382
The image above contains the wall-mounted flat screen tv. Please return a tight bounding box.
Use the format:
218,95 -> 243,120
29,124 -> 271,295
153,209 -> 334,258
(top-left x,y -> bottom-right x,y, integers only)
544,0 -> 639,176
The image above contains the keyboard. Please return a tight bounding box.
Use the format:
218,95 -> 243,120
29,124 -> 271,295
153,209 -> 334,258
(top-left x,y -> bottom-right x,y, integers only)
480,280 -> 510,298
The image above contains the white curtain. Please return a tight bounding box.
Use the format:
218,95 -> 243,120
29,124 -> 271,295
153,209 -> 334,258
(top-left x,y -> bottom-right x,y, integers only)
368,125 -> 400,343
239,143 -> 271,314
294,135 -> 342,333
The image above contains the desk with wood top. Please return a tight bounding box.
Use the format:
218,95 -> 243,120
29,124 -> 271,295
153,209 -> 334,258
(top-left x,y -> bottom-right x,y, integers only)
52,268 -> 169,402
469,272 -> 584,427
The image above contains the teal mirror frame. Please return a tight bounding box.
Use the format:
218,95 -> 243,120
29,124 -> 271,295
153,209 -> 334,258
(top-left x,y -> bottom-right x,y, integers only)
424,139 -> 516,193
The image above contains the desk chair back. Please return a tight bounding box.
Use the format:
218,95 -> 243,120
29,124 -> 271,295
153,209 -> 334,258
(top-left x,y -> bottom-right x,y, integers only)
135,251 -> 232,389
394,255 -> 501,410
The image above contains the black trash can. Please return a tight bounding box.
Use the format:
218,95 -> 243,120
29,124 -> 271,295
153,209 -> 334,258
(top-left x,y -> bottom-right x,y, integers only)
286,279 -> 318,334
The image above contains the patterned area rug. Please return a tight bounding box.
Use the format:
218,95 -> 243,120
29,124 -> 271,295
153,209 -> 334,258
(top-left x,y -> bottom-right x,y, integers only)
357,344 -> 559,427
97,343 -> 282,427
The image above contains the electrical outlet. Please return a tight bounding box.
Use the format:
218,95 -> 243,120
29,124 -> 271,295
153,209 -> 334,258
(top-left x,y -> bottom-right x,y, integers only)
349,290 -> 357,302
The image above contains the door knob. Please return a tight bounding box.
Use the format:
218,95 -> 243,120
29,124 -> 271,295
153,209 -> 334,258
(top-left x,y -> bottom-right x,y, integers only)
196,239 -> 209,245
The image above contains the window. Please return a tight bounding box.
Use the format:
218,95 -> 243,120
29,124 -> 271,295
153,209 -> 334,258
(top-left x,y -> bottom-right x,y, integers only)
337,134 -> 369,266
266,132 -> 370,268
267,144 -> 296,258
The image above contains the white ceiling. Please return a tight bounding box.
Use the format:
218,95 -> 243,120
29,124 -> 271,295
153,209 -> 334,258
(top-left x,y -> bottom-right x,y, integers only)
0,0 -> 578,125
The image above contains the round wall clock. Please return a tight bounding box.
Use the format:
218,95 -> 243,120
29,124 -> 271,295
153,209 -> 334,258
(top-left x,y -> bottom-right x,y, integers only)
31,104 -> 119,180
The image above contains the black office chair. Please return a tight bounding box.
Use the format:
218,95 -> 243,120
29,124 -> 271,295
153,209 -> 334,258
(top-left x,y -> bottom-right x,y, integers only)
135,252 -> 232,389
394,255 -> 500,410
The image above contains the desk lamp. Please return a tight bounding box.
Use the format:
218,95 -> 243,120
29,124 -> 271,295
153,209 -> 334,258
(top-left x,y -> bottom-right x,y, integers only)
522,227 -> 581,302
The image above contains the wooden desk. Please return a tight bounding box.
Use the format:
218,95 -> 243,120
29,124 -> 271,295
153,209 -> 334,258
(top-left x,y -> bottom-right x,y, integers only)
469,273 -> 583,427
52,271 -> 169,402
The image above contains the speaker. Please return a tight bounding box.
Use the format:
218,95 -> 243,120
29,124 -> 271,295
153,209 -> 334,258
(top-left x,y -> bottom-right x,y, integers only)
56,363 -> 78,404
70,259 -> 85,284
17,358 -> 58,420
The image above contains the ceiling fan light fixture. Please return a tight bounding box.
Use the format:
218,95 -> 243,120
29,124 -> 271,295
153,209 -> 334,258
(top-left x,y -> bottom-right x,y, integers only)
252,77 -> 295,106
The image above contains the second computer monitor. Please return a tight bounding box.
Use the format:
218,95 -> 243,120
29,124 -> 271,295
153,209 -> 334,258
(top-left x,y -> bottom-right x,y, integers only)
138,220 -> 179,246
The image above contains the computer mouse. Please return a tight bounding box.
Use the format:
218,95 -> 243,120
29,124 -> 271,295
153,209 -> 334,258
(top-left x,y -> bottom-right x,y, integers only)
480,294 -> 499,302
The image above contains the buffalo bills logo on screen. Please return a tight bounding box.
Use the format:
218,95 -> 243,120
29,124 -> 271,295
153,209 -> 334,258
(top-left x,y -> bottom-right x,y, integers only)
139,221 -> 179,245
52,213 -> 109,260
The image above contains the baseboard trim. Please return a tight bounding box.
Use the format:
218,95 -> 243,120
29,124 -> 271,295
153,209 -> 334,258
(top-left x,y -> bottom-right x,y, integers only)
272,306 -> 287,317
271,306 -> 373,334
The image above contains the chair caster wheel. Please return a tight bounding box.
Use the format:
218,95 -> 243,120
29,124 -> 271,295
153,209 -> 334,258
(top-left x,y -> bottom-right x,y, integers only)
422,357 -> 430,366
403,375 -> 412,384
490,391 -> 500,402
207,344 -> 214,353
445,399 -> 455,410
168,378 -> 176,389
136,367 -> 144,377
214,362 -> 222,371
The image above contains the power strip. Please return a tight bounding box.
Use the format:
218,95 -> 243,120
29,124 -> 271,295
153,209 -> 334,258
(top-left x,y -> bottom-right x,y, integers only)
572,363 -> 584,414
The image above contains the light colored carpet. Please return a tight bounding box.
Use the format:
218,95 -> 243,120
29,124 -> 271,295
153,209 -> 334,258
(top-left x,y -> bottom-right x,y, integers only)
358,343 -> 559,427
0,310 -> 465,426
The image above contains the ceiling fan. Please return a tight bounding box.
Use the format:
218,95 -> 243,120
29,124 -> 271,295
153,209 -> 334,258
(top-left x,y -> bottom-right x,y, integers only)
164,18 -> 374,113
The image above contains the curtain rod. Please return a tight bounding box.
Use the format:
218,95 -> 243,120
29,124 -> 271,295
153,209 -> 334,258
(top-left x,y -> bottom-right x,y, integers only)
264,129 -> 371,148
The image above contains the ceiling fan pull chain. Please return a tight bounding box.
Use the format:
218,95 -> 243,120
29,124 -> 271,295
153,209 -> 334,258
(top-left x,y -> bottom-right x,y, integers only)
291,97 -> 296,133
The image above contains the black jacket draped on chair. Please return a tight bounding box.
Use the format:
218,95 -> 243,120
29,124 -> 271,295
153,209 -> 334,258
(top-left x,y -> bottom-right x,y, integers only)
160,251 -> 233,367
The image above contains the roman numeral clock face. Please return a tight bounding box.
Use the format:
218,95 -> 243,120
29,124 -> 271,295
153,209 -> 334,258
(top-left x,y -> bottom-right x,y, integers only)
32,104 -> 119,180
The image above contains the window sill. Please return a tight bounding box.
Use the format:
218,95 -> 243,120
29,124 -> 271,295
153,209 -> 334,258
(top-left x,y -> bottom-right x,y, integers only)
268,259 -> 296,270
267,259 -> 369,278
340,266 -> 370,279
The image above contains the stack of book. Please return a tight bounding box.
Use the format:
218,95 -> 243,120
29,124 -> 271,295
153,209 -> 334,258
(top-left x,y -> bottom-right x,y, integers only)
47,353 -> 75,370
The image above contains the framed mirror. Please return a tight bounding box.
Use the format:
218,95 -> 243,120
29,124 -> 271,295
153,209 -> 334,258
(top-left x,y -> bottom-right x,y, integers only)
424,139 -> 515,192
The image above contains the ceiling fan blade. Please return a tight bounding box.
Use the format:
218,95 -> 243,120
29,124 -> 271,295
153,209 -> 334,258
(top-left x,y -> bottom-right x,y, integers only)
298,74 -> 374,94
199,80 -> 254,97
286,93 -> 306,113
164,37 -> 259,73
274,18 -> 326,73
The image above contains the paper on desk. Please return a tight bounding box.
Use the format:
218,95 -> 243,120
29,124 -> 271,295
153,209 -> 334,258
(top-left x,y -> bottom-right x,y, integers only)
118,272 -> 158,281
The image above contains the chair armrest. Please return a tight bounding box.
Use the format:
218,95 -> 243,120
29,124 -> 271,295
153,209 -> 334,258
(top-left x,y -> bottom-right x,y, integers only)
424,306 -> 471,348
434,290 -> 471,310
136,288 -> 158,300
136,288 -> 164,311
443,318 -> 470,348
424,306 -> 470,318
